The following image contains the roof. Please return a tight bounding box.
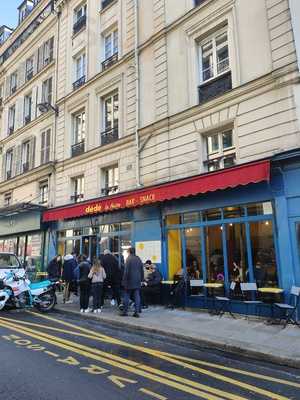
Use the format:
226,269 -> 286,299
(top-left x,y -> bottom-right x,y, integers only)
0,202 -> 46,219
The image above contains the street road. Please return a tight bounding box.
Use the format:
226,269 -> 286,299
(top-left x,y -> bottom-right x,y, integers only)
0,310 -> 299,400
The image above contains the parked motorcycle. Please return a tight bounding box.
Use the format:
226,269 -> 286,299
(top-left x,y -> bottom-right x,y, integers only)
0,270 -> 57,313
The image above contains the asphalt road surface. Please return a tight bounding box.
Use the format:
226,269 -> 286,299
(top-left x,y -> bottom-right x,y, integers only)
0,310 -> 299,400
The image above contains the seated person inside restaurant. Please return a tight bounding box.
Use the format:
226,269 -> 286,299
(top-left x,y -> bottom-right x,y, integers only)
141,260 -> 163,308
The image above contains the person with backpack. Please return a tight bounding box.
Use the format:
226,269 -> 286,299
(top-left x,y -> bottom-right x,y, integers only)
78,255 -> 91,313
88,259 -> 106,313
62,254 -> 77,303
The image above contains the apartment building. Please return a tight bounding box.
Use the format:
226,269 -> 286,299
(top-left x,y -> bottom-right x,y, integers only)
0,0 -> 57,270
1,0 -> 300,310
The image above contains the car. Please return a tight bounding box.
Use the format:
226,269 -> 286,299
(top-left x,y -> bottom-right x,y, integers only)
0,252 -> 25,280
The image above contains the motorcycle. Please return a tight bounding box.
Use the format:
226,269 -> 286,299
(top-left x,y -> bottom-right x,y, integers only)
0,270 -> 57,313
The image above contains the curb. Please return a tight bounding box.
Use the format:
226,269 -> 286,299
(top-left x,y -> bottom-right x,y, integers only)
55,307 -> 300,370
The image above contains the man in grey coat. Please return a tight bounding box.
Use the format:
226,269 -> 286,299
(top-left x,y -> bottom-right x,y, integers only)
121,247 -> 144,318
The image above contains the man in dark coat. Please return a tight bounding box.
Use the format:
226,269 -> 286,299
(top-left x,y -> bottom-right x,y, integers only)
47,255 -> 62,281
121,247 -> 144,317
141,261 -> 162,308
101,249 -> 122,306
62,254 -> 77,303
78,255 -> 91,312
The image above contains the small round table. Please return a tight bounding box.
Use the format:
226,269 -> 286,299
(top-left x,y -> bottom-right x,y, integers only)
258,287 -> 284,322
204,283 -> 224,314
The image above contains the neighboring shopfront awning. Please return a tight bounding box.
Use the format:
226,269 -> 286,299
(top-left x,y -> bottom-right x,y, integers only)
43,160 -> 270,222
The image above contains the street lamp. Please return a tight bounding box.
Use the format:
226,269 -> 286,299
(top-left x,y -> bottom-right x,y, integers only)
37,102 -> 59,116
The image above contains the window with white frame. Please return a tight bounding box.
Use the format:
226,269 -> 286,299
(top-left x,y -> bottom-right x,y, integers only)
199,28 -> 229,84
0,84 -> 3,101
22,141 -> 30,172
101,165 -> 119,196
24,93 -> 32,124
10,72 -> 18,94
75,53 -> 86,81
39,180 -> 49,205
41,77 -> 53,104
104,29 -> 118,60
74,3 -> 87,24
5,149 -> 13,179
26,56 -> 34,81
4,192 -> 12,206
43,37 -> 54,66
204,130 -> 235,171
73,110 -> 86,144
8,105 -> 16,134
41,129 -> 51,165
103,92 -> 119,132
71,176 -> 84,203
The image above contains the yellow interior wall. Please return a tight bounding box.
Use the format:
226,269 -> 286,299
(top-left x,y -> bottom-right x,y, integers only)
166,215 -> 182,279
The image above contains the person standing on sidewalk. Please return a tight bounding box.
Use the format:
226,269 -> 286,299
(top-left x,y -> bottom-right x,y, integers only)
62,254 -> 77,303
101,249 -> 122,307
47,255 -> 62,281
120,247 -> 144,318
88,259 -> 106,313
78,255 -> 91,313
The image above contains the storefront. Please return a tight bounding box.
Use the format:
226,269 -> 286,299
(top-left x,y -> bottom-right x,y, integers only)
43,157 -> 300,310
0,203 -> 46,272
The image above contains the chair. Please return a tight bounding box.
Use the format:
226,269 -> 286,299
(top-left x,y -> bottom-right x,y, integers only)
214,281 -> 236,318
274,286 -> 300,328
240,282 -> 262,319
189,279 -> 204,297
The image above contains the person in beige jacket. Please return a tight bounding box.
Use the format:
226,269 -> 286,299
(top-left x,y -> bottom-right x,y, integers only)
88,259 -> 106,313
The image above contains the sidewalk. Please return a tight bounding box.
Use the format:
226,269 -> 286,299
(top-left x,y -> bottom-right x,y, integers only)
56,295 -> 300,369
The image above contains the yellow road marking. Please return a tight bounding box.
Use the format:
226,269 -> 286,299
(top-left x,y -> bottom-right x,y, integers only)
139,388 -> 167,400
0,319 -> 229,400
80,364 -> 109,375
108,375 -> 137,388
44,351 -> 59,357
10,314 -> 300,396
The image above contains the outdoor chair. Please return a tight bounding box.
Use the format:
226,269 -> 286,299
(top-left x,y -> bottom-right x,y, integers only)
240,282 -> 262,319
214,281 -> 236,318
274,286 -> 300,328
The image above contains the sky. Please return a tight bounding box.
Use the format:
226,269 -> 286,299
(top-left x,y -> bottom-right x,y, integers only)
1,1 -> 20,29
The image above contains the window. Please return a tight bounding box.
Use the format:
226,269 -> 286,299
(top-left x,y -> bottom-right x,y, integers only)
42,77 -> 53,105
71,176 -> 84,203
4,193 -> 12,207
204,130 -> 235,171
39,181 -> 49,205
71,111 -> 85,157
8,105 -> 16,134
22,141 -> 30,172
0,84 -> 3,103
104,30 -> 118,60
26,57 -> 34,81
10,72 -> 18,94
24,93 -> 32,124
101,92 -> 119,145
41,37 -> 54,68
199,29 -> 229,83
73,3 -> 87,34
5,150 -> 13,179
41,129 -> 51,164
75,53 -> 86,81
101,165 -> 119,195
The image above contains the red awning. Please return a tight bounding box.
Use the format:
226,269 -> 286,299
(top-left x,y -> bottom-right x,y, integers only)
43,160 -> 270,222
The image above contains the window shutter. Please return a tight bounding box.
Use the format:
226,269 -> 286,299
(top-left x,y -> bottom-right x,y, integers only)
46,129 -> 51,163
49,37 -> 54,62
48,77 -> 53,104
13,145 -> 21,177
18,61 -> 26,88
5,76 -> 10,98
31,86 -> 37,120
33,48 -> 39,75
15,97 -> 23,130
29,136 -> 36,170
37,45 -> 44,72
41,131 -> 45,164
1,154 -> 6,181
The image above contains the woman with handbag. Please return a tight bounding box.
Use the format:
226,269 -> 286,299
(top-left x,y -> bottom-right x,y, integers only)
88,259 -> 106,313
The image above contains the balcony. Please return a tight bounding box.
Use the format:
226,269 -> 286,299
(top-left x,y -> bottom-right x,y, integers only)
71,140 -> 85,158
70,193 -> 84,203
101,126 -> 118,146
198,71 -> 232,105
8,127 -> 14,135
101,185 -> 119,196
102,53 -> 118,71
0,98 -> 3,110
24,115 -> 31,125
22,162 -> 29,173
102,0 -> 115,10
195,0 -> 207,6
26,70 -> 33,82
73,14 -> 86,35
6,170 -> 12,180
73,75 -> 86,91
11,86 -> 17,95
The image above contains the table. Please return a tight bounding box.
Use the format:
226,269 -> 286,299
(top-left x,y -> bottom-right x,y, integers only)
162,281 -> 174,285
258,287 -> 284,322
204,283 -> 224,314
204,283 -> 224,289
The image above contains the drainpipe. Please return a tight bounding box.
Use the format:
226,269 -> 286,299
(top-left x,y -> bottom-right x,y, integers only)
134,0 -> 141,187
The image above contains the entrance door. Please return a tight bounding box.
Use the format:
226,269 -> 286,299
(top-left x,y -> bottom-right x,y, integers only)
291,218 -> 300,284
82,235 -> 98,262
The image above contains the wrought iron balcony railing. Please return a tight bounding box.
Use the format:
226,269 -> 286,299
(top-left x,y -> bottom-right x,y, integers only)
73,14 -> 86,35
102,0 -> 115,10
6,170 -> 12,180
22,162 -> 29,173
71,140 -> 85,158
73,75 -> 86,91
101,185 -> 119,196
102,53 -> 118,71
198,71 -> 232,105
70,193 -> 84,203
100,126 -> 118,146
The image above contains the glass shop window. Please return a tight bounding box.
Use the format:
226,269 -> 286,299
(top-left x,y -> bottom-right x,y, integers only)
205,225 -> 224,283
